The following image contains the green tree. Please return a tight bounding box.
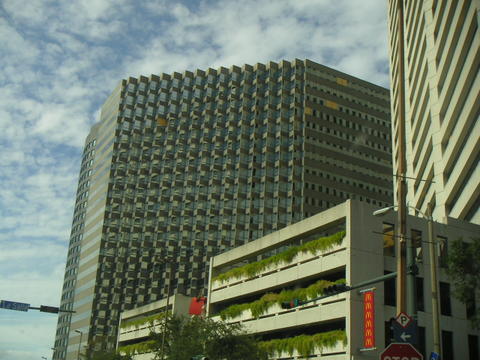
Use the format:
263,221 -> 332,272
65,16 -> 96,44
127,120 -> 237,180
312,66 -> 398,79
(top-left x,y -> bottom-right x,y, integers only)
446,237 -> 480,329
86,349 -> 133,360
149,315 -> 268,360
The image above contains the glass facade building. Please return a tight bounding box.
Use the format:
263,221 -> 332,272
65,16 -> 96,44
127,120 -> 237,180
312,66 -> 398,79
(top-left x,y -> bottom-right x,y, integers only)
53,59 -> 392,359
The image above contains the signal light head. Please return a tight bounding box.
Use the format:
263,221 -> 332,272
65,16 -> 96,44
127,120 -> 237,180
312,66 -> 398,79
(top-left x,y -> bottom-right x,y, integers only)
40,305 -> 60,313
323,284 -> 350,296
280,299 -> 304,309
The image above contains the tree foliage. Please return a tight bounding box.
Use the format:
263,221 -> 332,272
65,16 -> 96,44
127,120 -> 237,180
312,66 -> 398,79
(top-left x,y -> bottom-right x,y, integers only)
86,349 -> 133,360
149,315 -> 268,360
446,237 -> 480,329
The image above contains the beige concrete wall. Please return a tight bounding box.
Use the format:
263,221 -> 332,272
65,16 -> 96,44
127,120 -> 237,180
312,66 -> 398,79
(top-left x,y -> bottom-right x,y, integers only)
209,200 -> 480,359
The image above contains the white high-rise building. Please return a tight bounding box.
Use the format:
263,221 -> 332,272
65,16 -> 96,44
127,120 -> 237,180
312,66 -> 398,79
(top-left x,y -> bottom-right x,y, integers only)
387,0 -> 479,224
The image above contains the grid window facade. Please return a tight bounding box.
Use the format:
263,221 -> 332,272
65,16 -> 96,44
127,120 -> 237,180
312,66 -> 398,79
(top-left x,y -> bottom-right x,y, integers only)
54,59 -> 392,359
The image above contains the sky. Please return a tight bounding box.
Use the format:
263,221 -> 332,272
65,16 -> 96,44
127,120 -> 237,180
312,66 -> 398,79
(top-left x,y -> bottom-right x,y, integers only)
0,0 -> 390,359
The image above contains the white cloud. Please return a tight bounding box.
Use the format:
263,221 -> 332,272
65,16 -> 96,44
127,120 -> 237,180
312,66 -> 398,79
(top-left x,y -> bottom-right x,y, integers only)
0,265 -> 66,306
0,19 -> 40,64
31,104 -> 91,145
1,0 -> 52,25
0,315 -> 57,360
121,0 -> 389,87
3,0 -> 130,42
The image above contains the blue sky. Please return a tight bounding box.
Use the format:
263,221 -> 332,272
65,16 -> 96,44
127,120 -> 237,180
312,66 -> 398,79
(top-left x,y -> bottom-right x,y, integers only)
0,1 -> 389,359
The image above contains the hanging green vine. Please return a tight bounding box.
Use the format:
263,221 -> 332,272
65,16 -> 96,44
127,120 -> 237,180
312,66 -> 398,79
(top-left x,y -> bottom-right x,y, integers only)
120,311 -> 166,329
259,330 -> 347,358
219,278 -> 346,320
118,340 -> 156,355
213,230 -> 346,284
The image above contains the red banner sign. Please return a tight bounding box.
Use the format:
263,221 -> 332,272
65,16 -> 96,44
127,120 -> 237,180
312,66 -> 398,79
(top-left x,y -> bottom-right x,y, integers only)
363,290 -> 375,349
189,296 -> 207,315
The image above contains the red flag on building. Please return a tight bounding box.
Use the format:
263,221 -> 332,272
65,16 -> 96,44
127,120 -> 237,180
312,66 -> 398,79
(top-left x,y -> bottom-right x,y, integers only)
189,297 -> 207,315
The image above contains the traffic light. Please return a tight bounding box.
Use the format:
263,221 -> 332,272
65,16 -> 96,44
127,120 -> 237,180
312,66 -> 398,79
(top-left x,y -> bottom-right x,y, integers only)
40,305 -> 60,313
280,298 -> 304,309
323,284 -> 351,296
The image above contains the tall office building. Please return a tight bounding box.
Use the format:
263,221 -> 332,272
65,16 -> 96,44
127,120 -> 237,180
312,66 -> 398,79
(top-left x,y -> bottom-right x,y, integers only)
53,59 -> 392,359
387,0 -> 479,223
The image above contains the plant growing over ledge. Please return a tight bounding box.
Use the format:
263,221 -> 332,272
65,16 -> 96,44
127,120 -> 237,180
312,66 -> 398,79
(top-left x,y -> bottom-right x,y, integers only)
259,330 -> 347,358
213,230 -> 346,284
120,311 -> 166,329
118,340 -> 156,356
219,278 -> 346,320
89,350 -> 133,360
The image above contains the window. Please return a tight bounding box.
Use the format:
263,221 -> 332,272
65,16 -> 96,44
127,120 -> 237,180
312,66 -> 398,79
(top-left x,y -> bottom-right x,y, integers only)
411,229 -> 423,261
469,335 -> 479,360
385,319 -> 394,347
383,223 -> 395,256
418,326 -> 426,359
438,236 -> 448,268
442,330 -> 454,360
440,282 -> 452,316
384,271 -> 396,306
466,291 -> 476,319
416,277 -> 424,312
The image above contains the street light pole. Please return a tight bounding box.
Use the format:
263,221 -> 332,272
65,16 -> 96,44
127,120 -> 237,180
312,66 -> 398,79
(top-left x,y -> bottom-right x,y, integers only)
406,216 -> 417,321
374,204 -> 440,355
427,201 -> 441,357
74,330 -> 83,360
159,258 -> 174,360
395,0 -> 408,317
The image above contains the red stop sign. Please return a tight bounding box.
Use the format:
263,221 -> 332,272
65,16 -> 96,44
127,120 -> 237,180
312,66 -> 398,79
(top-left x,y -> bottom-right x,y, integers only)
380,343 -> 423,360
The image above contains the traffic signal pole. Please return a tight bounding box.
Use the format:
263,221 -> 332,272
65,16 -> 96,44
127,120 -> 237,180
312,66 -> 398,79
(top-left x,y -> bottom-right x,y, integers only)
0,300 -> 75,314
290,272 -> 397,307
29,305 -> 76,313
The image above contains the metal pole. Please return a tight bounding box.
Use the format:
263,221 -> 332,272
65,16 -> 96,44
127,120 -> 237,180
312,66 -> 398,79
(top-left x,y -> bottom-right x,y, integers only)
427,202 -> 441,356
115,304 -> 122,353
395,0 -> 408,316
406,222 -> 417,322
74,330 -> 83,360
300,272 -> 397,306
206,258 -> 214,317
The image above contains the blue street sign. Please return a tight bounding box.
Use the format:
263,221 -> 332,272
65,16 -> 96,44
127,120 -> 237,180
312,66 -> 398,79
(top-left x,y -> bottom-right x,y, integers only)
0,300 -> 30,312
392,318 -> 418,345
429,351 -> 440,360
